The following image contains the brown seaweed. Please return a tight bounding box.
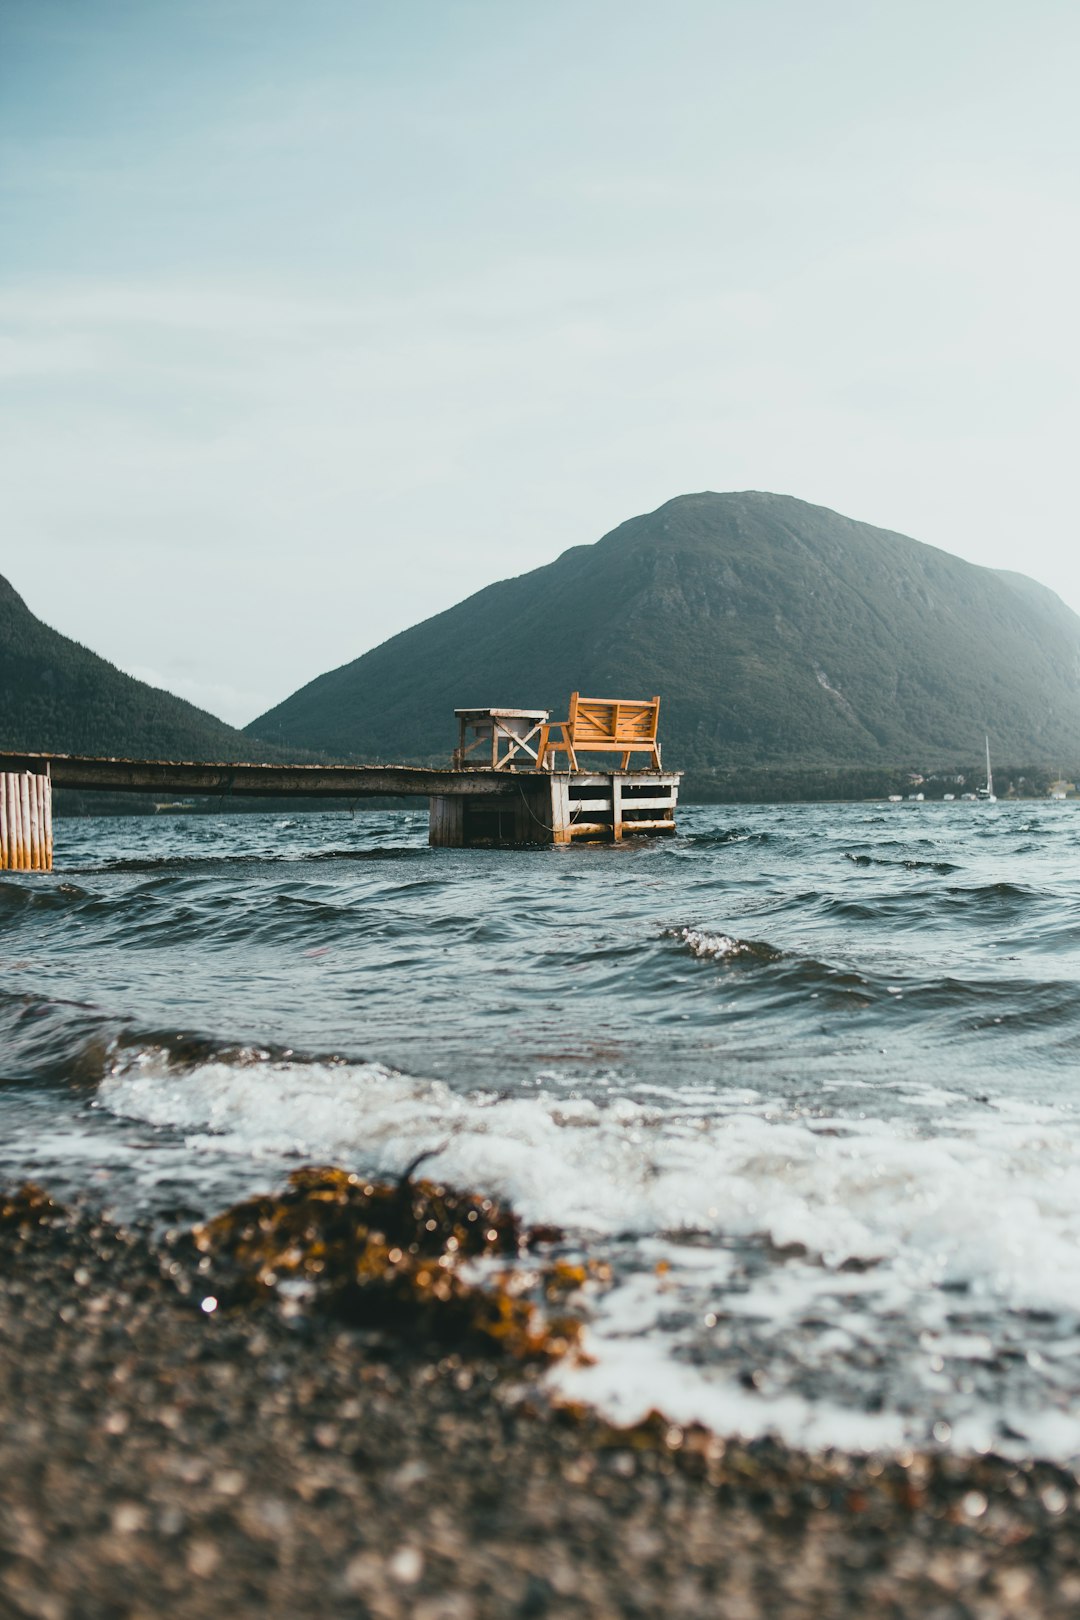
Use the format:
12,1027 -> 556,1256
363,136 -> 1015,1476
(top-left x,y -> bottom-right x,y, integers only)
177,1165 -> 583,1361
0,1181 -> 59,1231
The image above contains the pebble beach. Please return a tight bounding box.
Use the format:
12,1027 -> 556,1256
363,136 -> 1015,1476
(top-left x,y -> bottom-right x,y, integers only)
3,1185 -> 1080,1620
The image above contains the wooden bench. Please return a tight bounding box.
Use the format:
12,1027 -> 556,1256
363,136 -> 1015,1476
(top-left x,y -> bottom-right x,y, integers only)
536,693 -> 662,771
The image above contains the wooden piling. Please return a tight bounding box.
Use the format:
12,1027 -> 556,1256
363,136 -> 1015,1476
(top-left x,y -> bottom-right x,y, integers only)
3,774 -> 15,869
24,773 -> 35,870
11,773 -> 25,870
611,776 -> 623,842
43,766 -> 53,869
548,778 -> 571,846
14,772 -> 25,870
10,772 -> 24,869
28,773 -> 41,870
428,795 -> 464,847
14,773 -> 26,869
19,773 -> 31,869
0,771 -> 52,871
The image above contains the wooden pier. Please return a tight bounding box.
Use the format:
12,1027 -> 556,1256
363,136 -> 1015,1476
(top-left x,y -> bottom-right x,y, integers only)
1,693 -> 682,869
0,750 -> 680,870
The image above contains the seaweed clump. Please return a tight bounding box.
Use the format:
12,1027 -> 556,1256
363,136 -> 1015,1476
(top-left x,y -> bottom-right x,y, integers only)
0,1182 -> 60,1234
180,1164 -> 583,1362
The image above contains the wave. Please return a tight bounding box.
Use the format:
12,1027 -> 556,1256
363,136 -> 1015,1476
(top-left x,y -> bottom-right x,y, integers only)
946,881 -> 1037,902
667,923 -> 886,1005
93,1042 -> 1080,1307
818,884 -> 1039,923
844,853 -> 959,873
91,1040 -> 1080,1458
663,924 -> 1080,1033
0,879 -> 90,915
683,828 -> 773,847
666,926 -> 782,965
0,991 -> 115,1088
81,845 -> 428,875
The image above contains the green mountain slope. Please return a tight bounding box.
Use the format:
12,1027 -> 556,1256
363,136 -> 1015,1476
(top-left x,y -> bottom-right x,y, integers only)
246,492 -> 1080,769
0,573 -> 265,760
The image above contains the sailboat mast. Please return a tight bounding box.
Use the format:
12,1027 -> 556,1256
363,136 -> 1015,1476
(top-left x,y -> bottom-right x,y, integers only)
985,734 -> 993,798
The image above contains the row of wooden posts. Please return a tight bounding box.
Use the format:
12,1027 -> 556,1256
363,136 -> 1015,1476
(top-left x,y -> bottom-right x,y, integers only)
0,770 -> 53,871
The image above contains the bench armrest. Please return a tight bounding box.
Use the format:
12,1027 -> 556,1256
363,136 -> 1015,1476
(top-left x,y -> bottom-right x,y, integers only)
536,721 -> 578,771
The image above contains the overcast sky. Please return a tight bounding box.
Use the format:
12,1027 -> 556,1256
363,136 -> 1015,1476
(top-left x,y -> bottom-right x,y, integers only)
3,0 -> 1079,725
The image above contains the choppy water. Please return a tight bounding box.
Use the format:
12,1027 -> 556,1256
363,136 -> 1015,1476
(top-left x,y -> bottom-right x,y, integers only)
3,801 -> 1080,1461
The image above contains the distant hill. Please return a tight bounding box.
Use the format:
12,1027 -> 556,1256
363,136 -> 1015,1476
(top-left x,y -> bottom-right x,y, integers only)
246,492 -> 1080,769
0,573 -> 270,761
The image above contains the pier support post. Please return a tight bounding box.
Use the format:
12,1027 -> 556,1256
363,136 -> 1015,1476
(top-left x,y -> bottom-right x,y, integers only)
428,796 -> 464,847
548,777 -> 571,846
611,776 -> 623,842
0,769 -> 52,871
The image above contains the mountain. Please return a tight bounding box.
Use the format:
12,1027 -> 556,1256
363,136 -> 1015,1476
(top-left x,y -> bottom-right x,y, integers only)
0,573 -> 266,761
246,492 -> 1080,770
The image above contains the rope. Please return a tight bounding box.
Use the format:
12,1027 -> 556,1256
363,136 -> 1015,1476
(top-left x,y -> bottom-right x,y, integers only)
514,778 -> 593,837
515,783 -> 556,835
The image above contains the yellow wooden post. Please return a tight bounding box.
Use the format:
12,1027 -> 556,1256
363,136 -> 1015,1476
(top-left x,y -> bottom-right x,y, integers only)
612,774 -> 623,841
18,774 -> 31,870
4,775 -> 16,868
43,766 -> 53,869
28,773 -> 41,870
0,772 -> 53,871
549,777 -> 571,845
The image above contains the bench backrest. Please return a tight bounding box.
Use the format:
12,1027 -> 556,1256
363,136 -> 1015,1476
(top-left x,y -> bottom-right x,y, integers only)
567,693 -> 660,746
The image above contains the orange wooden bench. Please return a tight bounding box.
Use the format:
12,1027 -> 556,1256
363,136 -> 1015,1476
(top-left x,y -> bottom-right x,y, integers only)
536,693 -> 662,771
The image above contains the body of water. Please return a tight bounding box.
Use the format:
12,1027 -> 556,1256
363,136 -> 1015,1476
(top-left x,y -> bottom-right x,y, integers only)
3,801 -> 1080,1460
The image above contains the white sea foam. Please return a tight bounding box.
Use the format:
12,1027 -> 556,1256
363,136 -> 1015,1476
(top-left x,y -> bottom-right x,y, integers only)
96,1046 -> 1080,1310
97,1047 -> 1080,1459
672,927 -> 776,961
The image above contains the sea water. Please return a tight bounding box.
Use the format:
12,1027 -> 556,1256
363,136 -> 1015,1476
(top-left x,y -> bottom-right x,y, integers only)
3,801 -> 1080,1461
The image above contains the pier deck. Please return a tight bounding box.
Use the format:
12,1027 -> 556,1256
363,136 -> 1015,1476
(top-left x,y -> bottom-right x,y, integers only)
0,749 -> 540,801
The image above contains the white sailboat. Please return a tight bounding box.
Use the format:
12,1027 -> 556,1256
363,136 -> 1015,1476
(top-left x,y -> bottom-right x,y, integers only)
976,735 -> 997,802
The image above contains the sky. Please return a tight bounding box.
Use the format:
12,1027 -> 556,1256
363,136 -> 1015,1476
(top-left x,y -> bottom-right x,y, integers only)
2,0 -> 1079,725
